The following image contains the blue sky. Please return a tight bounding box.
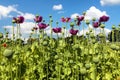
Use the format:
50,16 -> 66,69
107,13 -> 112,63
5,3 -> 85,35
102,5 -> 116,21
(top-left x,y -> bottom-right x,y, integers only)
0,0 -> 120,38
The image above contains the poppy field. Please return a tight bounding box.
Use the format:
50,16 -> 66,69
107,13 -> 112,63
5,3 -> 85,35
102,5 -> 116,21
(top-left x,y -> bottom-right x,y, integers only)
0,13 -> 120,80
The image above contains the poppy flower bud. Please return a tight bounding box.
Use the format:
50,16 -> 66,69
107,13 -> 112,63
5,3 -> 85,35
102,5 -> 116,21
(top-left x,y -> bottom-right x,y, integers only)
85,63 -> 90,69
86,32 -> 89,35
82,12 -> 86,16
100,24 -> 105,28
110,44 -> 116,50
70,22 -> 74,27
80,67 -> 87,75
43,40 -> 49,46
93,57 -> 99,63
90,33 -> 95,38
85,20 -> 90,25
112,25 -> 116,29
92,18 -> 96,22
99,33 -> 104,38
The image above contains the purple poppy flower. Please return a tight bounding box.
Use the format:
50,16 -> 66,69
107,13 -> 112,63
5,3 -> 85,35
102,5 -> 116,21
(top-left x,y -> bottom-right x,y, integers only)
34,15 -> 42,23
12,17 -> 17,23
66,17 -> 71,22
69,29 -> 79,35
93,22 -> 99,28
12,16 -> 24,24
77,16 -> 84,21
38,23 -> 48,29
99,15 -> 109,22
17,16 -> 24,23
52,27 -> 62,33
61,17 -> 71,22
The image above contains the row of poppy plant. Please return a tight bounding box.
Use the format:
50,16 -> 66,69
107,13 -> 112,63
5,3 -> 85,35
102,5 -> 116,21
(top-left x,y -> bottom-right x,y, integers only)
11,13 -> 109,39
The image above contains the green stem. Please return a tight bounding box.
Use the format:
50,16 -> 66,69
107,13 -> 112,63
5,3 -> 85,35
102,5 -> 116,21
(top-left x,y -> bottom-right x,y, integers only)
9,59 -> 13,80
12,23 -> 14,40
112,30 -> 114,42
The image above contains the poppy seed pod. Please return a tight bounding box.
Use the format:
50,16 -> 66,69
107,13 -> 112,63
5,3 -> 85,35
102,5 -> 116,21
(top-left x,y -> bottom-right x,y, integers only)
99,33 -> 104,38
43,40 -> 49,46
70,22 -> 74,27
86,32 -> 89,35
90,33 -> 95,38
112,25 -> 116,29
3,49 -> 13,59
85,20 -> 90,25
110,44 -> 116,50
93,57 -> 99,63
100,24 -> 105,28
85,63 -> 90,69
80,67 -> 87,75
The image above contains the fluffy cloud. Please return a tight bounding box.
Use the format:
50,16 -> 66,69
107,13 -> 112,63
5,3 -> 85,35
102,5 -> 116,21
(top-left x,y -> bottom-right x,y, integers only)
70,6 -> 109,20
71,13 -> 80,19
53,4 -> 63,10
19,13 -> 35,21
0,5 -> 17,19
100,0 -> 120,6
0,5 -> 35,20
85,6 -> 108,20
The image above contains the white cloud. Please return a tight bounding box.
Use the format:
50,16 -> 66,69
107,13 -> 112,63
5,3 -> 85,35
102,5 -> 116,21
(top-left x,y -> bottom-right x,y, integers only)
71,13 -> 80,19
20,13 -> 35,21
85,6 -> 108,20
0,5 -> 17,19
53,4 -> 63,10
100,0 -> 120,6
4,22 -> 35,39
0,5 -> 35,20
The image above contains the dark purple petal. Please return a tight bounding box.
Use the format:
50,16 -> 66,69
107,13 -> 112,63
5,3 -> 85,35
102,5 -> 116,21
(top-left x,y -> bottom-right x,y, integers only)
69,29 -> 78,35
52,27 -> 62,33
17,16 -> 24,23
61,18 -> 66,22
99,15 -> 109,22
38,23 -> 48,29
66,17 -> 71,22
77,16 -> 84,21
93,22 -> 99,28
34,16 -> 42,23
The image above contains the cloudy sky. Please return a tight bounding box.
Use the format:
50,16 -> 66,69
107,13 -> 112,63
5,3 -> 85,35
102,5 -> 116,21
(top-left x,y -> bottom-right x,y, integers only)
0,0 -> 120,39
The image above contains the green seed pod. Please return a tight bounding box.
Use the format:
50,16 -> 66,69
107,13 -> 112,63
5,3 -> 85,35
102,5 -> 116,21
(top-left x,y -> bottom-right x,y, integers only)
90,33 -> 95,38
92,39 -> 96,44
93,57 -> 99,63
112,25 -> 116,29
85,20 -> 90,25
99,33 -> 104,38
43,40 -> 49,46
110,44 -> 116,50
115,46 -> 119,50
86,32 -> 89,35
80,67 -> 87,75
100,24 -> 105,28
3,49 -> 13,59
92,18 -> 96,21
85,63 -> 90,69
70,22 -> 74,27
